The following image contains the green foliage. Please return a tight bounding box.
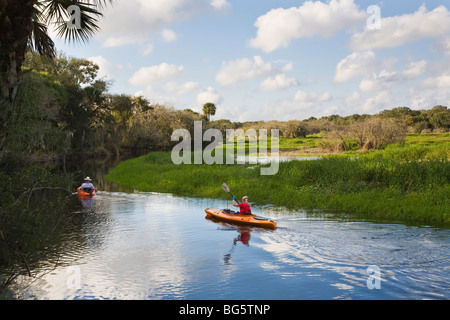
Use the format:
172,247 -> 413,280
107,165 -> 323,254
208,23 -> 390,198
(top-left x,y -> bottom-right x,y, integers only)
353,133 -> 450,160
106,146 -> 450,226
379,105 -> 450,132
0,166 -> 77,289
5,71 -> 71,155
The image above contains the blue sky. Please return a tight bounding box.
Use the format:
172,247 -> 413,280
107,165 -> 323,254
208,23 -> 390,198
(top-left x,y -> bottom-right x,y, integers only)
53,0 -> 450,122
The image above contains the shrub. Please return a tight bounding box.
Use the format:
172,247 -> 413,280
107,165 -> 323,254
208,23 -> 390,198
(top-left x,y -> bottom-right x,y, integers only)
321,117 -> 406,151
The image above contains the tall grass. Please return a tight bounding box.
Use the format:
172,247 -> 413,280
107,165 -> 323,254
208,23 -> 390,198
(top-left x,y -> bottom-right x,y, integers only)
106,151 -> 449,226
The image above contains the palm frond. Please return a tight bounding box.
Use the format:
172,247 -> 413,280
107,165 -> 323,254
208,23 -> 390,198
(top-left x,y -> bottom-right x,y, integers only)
55,3 -> 102,43
38,0 -> 115,44
29,2 -> 56,58
28,20 -> 56,58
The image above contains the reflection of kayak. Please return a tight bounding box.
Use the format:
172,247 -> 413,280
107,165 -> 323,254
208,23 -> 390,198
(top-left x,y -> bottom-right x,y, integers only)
205,208 -> 277,230
77,186 -> 96,198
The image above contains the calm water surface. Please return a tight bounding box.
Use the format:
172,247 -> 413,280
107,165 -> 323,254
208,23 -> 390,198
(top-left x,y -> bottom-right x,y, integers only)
14,191 -> 450,300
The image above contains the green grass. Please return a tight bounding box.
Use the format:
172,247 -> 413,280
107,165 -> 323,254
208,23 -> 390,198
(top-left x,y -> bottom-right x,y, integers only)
106,149 -> 450,226
213,135 -> 323,155
278,135 -> 322,152
326,133 -> 450,160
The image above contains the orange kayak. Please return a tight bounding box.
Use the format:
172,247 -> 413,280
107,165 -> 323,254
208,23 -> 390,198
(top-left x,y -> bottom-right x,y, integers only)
77,186 -> 96,198
205,208 -> 277,230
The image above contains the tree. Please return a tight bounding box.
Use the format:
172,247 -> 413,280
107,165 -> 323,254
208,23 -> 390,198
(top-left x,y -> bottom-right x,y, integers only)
111,94 -> 134,128
202,102 -> 216,121
21,51 -> 112,153
5,71 -> 71,155
428,106 -> 450,131
282,121 -> 307,138
0,0 -> 114,158
131,95 -> 152,113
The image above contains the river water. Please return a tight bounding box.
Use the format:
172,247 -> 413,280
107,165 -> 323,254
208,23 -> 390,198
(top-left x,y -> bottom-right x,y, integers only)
12,188 -> 450,300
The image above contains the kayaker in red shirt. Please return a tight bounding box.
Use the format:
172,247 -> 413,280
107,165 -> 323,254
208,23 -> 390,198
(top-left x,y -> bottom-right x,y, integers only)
232,196 -> 252,215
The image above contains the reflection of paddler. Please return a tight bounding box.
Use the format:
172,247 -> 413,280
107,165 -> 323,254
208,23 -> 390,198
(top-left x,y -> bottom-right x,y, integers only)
224,228 -> 253,264
79,196 -> 95,209
234,228 -> 252,246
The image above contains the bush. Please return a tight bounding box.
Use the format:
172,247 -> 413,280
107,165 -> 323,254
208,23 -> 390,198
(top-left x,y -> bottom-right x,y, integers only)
321,117 -> 406,151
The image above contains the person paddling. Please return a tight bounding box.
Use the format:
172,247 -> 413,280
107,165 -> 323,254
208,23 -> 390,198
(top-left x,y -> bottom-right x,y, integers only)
232,196 -> 252,215
81,176 -> 95,196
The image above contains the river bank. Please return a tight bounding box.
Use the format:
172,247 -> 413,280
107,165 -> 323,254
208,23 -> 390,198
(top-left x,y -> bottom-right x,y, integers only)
106,148 -> 449,226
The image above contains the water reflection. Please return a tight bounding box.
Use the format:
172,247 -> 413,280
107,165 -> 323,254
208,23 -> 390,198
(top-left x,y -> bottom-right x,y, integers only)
236,155 -> 321,164
8,191 -> 450,300
255,217 -> 450,299
78,196 -> 95,209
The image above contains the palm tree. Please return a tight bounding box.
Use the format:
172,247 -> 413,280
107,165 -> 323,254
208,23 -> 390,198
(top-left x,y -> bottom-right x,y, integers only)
202,102 -> 216,122
0,0 -> 114,156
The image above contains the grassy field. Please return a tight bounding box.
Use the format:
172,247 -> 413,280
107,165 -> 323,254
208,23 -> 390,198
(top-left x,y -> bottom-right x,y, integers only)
334,133 -> 450,160
106,133 -> 449,226
276,132 -> 450,159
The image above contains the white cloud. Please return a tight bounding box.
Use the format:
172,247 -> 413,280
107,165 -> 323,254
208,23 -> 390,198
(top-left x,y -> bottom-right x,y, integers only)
129,63 -> 187,86
281,62 -> 294,73
215,56 -> 274,86
87,55 -> 120,80
435,37 -> 450,55
358,70 -> 396,92
350,4 -> 450,51
102,36 -> 141,48
260,90 -> 334,121
134,85 -> 178,106
249,0 -> 366,52
359,60 -> 429,92
97,0 -> 224,48
197,87 -> 223,106
335,50 -> 429,93
334,51 -> 378,83
98,0 -> 188,47
210,0 -> 231,11
161,29 -> 178,42
345,91 -> 361,108
421,74 -> 450,89
407,87 -> 450,110
361,90 -> 394,114
403,60 -> 428,78
164,81 -> 201,94
258,74 -> 298,91
294,90 -> 332,104
140,43 -> 154,56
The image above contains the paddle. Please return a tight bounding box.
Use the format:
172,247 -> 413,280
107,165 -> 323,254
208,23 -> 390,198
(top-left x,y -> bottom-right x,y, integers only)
221,183 -> 236,200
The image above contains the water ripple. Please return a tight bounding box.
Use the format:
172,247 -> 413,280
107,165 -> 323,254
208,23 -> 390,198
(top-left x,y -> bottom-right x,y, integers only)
10,192 -> 450,300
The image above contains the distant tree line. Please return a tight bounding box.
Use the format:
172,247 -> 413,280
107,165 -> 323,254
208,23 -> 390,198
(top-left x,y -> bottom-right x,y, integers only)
230,105 -> 449,151
1,51 -> 449,162
1,51 -> 209,162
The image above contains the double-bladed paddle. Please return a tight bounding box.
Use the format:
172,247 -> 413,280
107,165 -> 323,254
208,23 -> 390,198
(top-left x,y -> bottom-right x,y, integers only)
221,183 -> 237,201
